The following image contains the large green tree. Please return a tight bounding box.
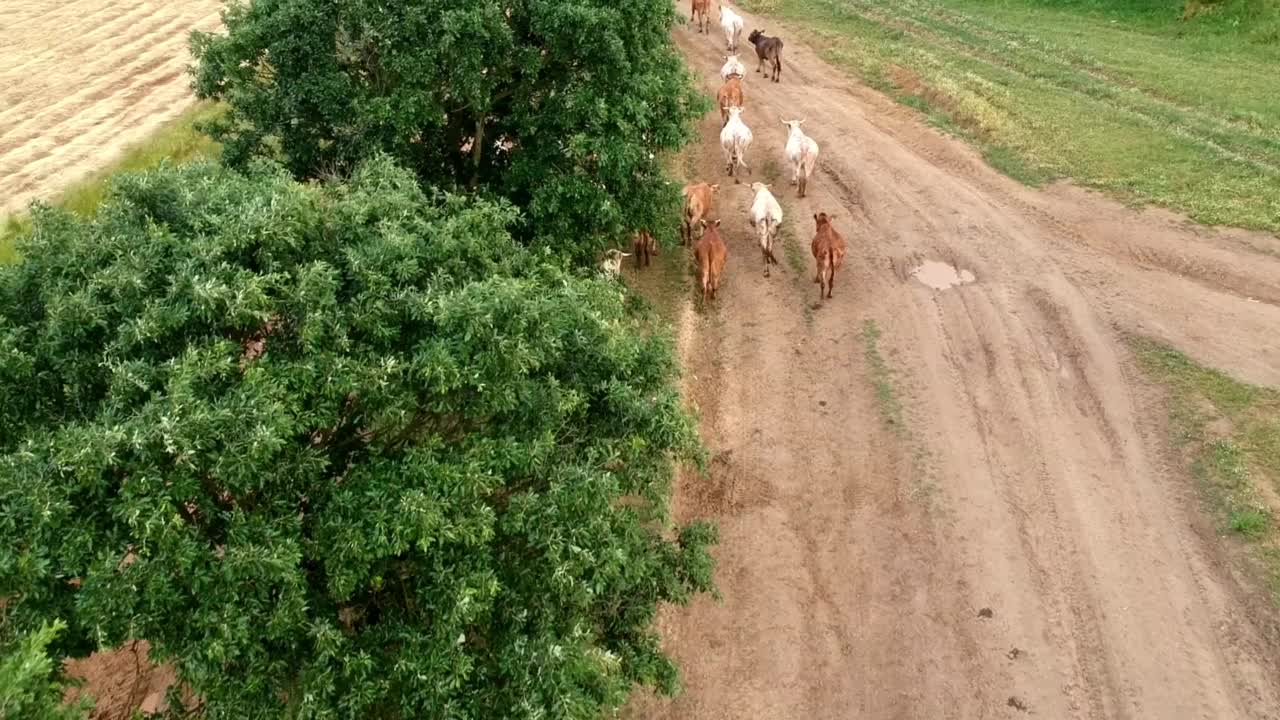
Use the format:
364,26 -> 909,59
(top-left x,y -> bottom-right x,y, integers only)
0,158 -> 714,718
191,0 -> 706,261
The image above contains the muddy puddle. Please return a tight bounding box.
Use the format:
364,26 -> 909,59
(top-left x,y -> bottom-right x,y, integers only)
911,260 -> 976,290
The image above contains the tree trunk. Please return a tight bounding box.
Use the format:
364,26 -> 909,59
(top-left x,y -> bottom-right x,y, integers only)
469,113 -> 486,189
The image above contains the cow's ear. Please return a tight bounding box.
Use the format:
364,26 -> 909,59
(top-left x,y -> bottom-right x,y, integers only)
711,184 -> 720,191
813,213 -> 819,222
714,219 -> 722,227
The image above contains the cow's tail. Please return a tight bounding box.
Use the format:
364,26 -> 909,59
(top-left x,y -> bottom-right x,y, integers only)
763,217 -> 779,263
799,144 -> 814,179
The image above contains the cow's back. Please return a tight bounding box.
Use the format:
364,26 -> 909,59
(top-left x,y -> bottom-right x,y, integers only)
718,77 -> 743,105
684,183 -> 712,220
698,226 -> 727,265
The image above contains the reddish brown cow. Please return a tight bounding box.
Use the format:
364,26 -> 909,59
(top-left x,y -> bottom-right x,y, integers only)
811,212 -> 847,300
695,219 -> 728,302
717,76 -> 744,127
691,0 -> 711,33
681,182 -> 719,245
633,230 -> 658,268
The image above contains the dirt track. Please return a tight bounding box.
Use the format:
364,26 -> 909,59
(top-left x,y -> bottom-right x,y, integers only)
636,3 -> 1280,718
0,0 -> 222,214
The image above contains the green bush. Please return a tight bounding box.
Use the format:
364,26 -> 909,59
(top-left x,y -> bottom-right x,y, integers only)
0,158 -> 714,718
0,621 -> 92,720
191,0 -> 708,262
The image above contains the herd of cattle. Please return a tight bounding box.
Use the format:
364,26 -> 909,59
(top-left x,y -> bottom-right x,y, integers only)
603,2 -> 848,303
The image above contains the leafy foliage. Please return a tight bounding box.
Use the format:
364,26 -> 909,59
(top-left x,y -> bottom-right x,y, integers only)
0,621 -> 92,720
0,158 -> 714,719
191,0 -> 709,261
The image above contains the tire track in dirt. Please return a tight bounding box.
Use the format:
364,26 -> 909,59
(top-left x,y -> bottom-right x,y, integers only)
635,3 -> 1280,718
0,0 -> 223,214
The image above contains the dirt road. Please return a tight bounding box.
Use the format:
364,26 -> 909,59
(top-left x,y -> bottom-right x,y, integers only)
0,0 -> 222,214
636,3 -> 1280,718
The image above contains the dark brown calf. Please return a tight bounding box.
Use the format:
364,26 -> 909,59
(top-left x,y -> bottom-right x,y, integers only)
747,29 -> 784,83
811,212 -> 847,300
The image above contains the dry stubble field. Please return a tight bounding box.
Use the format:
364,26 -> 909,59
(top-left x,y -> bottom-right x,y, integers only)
0,0 -> 222,214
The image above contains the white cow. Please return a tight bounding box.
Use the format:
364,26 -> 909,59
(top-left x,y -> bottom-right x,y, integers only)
749,182 -> 783,276
719,106 -> 753,179
600,249 -> 631,279
781,118 -> 820,198
719,5 -> 744,52
720,54 -> 745,80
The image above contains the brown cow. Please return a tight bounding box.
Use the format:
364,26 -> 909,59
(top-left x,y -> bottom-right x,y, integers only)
695,219 -> 728,303
633,230 -> 658,268
691,0 -> 711,34
681,182 -> 719,245
747,29 -> 784,83
717,76 -> 744,127
811,212 -> 847,300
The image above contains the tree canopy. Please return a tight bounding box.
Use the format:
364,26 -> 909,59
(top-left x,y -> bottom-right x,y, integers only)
0,158 -> 714,718
191,0 -> 708,261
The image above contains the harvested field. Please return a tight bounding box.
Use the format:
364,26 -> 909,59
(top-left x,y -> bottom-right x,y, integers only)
0,0 -> 222,213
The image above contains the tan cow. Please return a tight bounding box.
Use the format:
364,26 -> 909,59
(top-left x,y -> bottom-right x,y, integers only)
633,230 -> 658,268
691,0 -> 711,34
717,76 -> 744,127
681,182 -> 719,245
811,212 -> 847,300
695,219 -> 728,303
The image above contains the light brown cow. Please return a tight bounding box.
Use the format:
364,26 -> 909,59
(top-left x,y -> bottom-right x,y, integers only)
633,230 -> 658,268
681,182 -> 719,245
811,212 -> 847,300
717,76 -> 744,127
695,219 -> 728,303
691,0 -> 711,33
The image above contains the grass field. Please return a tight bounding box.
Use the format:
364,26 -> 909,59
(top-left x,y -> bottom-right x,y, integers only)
736,0 -> 1280,232
1134,338 -> 1280,602
0,103 -> 223,264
